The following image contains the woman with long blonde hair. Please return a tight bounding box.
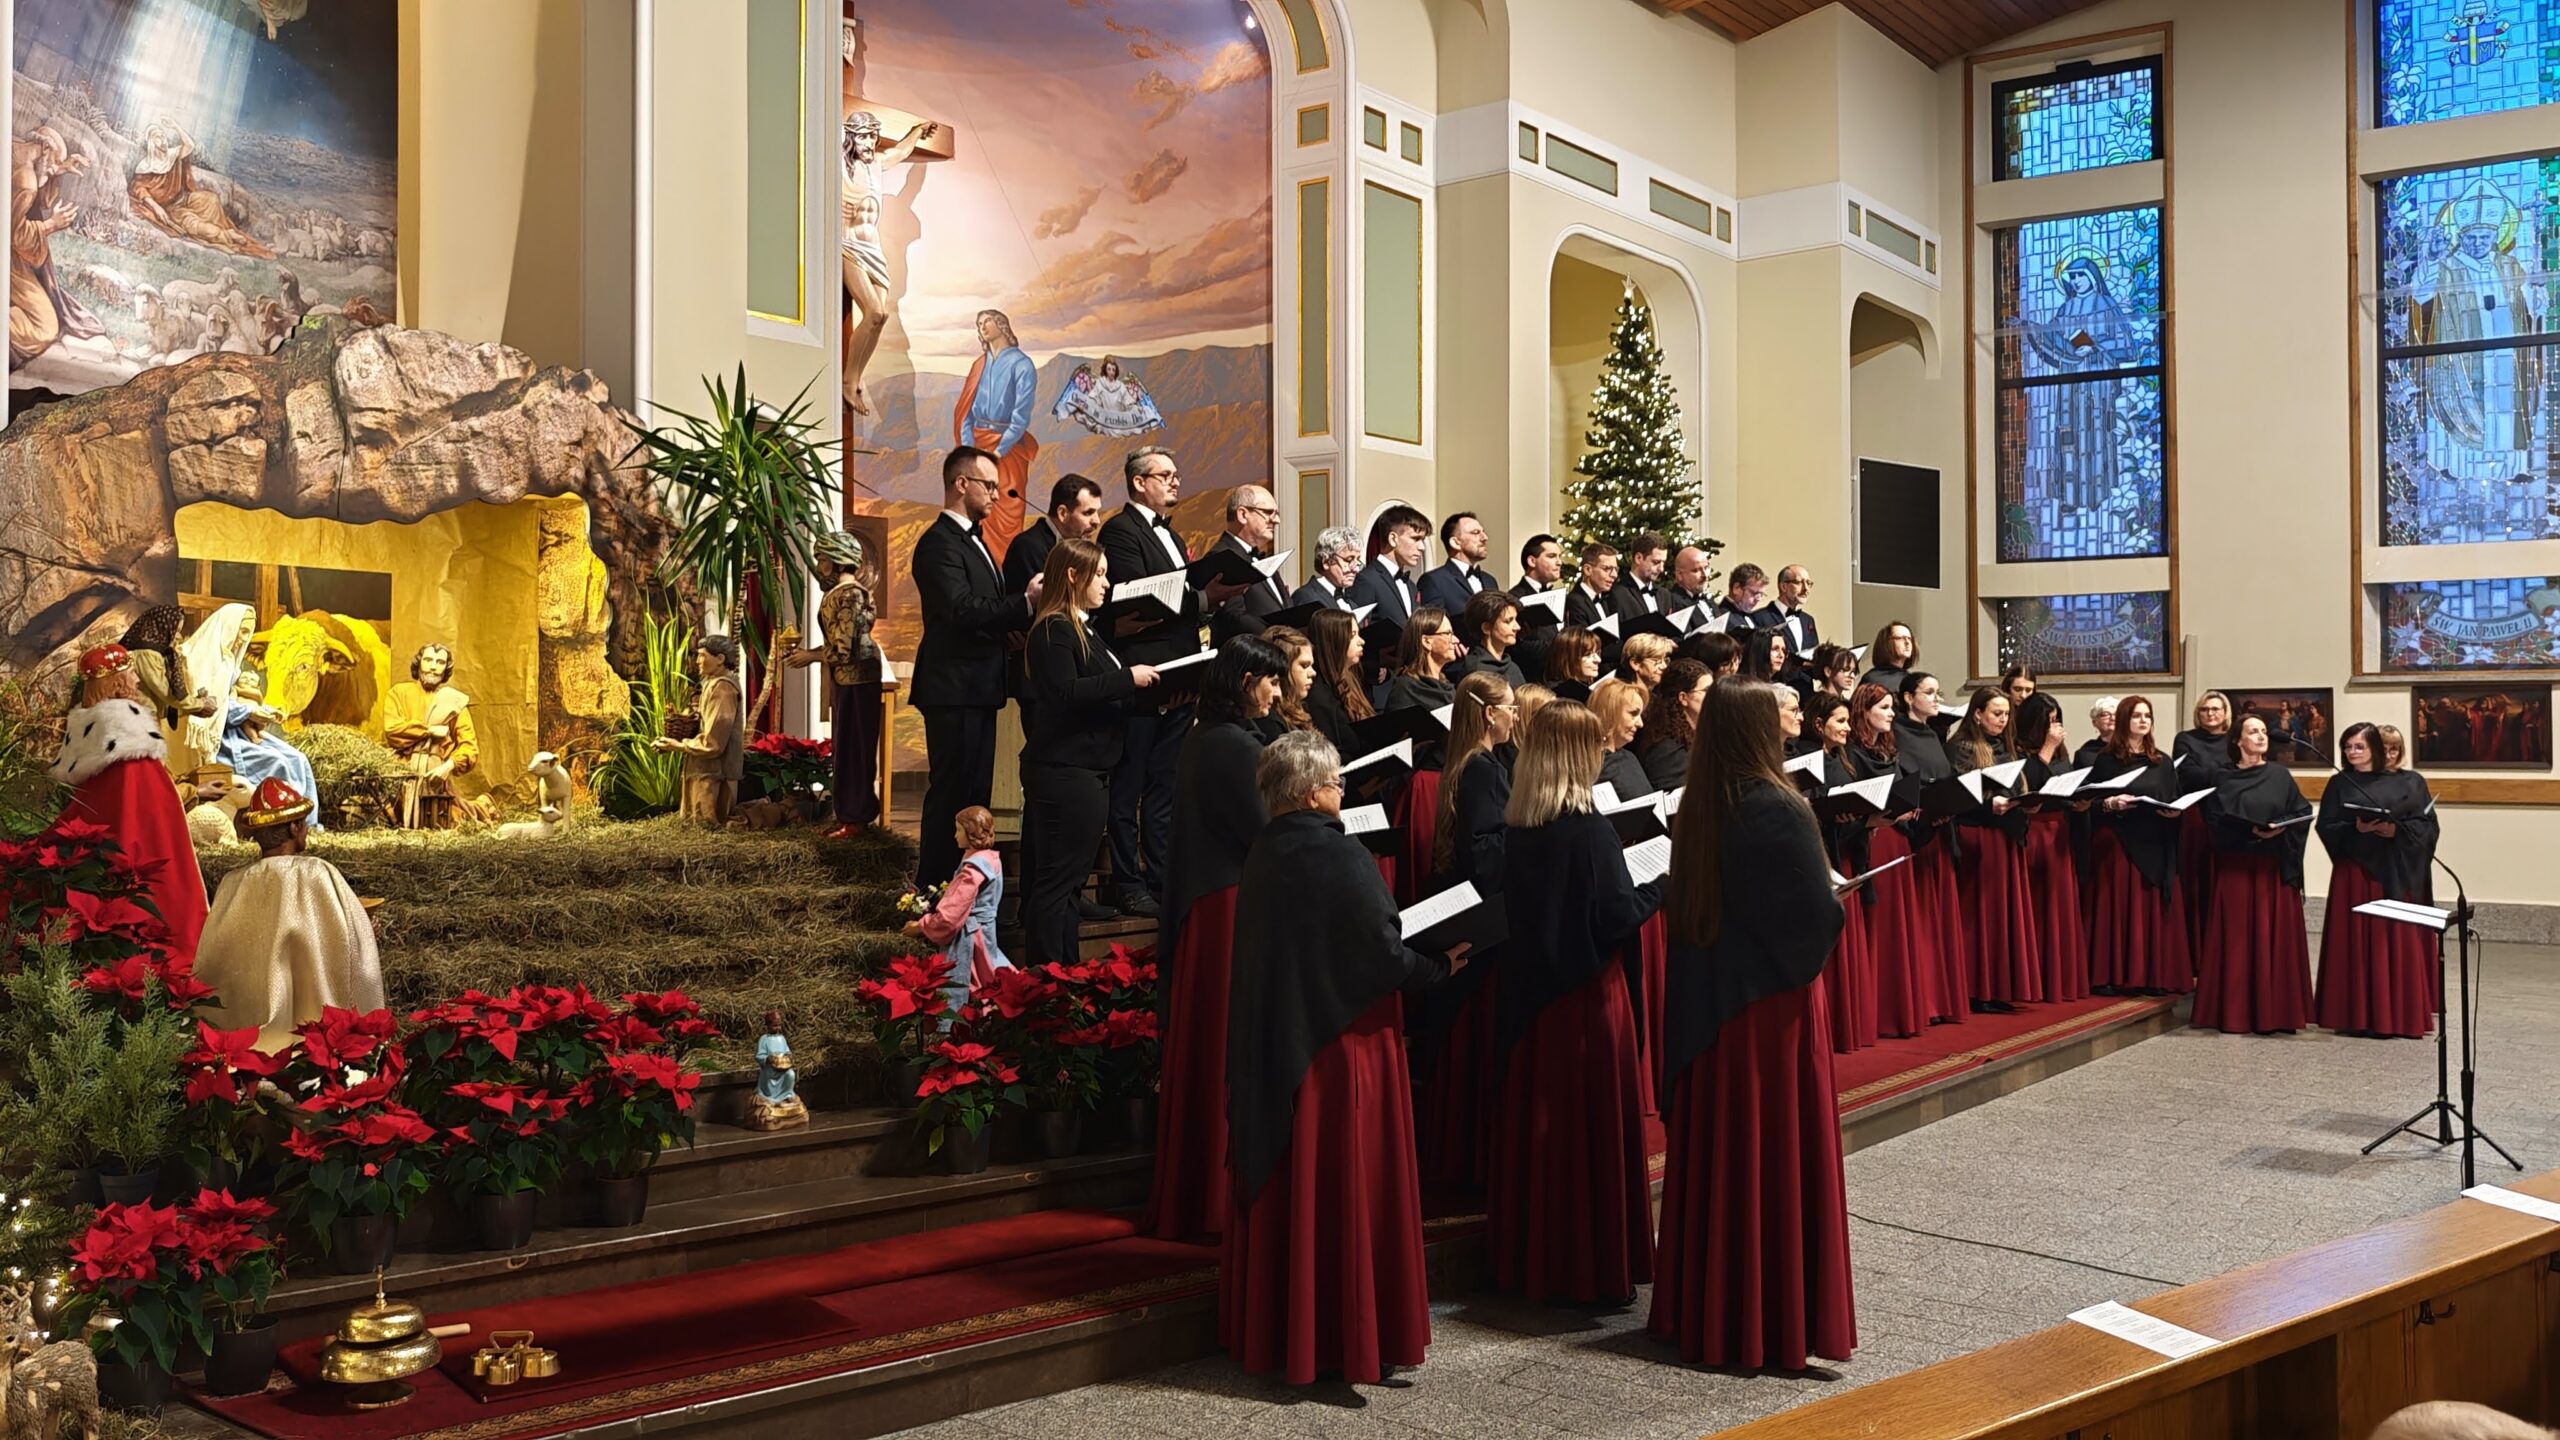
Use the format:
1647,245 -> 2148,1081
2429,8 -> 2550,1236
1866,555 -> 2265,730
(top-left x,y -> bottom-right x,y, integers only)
1021,538 -> 1160,967
1415,670 -> 1518,1187
1590,676 -> 1655,800
1488,703 -> 1665,1305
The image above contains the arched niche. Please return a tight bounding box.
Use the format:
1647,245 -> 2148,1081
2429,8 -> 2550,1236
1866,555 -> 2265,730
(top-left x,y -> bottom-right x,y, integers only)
1547,229 -> 1708,538
1848,291 -> 1938,374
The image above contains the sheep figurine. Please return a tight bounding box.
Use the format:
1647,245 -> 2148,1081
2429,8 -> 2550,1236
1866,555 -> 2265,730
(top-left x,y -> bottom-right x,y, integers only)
0,1283 -> 101,1440
494,752 -> 574,840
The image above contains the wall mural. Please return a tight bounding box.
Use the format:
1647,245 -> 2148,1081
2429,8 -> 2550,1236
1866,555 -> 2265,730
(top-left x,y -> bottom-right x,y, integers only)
840,0 -> 1275,711
9,0 -> 396,400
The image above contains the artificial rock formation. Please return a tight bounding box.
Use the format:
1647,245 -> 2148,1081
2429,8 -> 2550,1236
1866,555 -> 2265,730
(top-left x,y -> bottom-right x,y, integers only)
0,318 -> 679,691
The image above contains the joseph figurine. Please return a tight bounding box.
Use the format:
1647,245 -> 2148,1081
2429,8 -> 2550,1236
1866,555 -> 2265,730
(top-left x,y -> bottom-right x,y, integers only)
383,644 -> 479,828
655,635 -> 744,825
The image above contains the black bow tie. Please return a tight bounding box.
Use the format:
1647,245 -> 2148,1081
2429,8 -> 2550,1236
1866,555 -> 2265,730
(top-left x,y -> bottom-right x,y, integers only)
967,521 -> 986,541
1151,514 -> 1174,530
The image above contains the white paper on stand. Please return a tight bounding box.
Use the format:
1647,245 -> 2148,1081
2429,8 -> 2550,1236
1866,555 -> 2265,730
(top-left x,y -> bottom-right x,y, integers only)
2352,898 -> 2451,931
2067,1301 -> 2218,1361
1622,836 -> 1673,886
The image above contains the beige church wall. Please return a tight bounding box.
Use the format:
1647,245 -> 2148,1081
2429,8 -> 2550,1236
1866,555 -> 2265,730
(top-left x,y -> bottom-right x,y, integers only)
1734,12 -> 1844,201
1504,0 -> 1734,188
1848,298 -> 1966,658
1344,0 -> 1438,111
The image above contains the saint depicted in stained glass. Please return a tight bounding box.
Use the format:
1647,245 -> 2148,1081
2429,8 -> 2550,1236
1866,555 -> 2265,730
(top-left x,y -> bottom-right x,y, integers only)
2382,576 -> 2560,670
2377,0 -> 2558,127
1994,592 -> 2168,675
1995,207 -> 2166,562
1992,57 -> 2159,182
2377,156 -> 2559,545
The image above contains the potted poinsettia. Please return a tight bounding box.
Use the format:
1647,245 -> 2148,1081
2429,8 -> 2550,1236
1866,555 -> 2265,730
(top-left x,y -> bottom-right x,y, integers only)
178,1022 -> 289,1194
913,1036 -> 1022,1175
58,1189 -> 280,1413
1071,946 -> 1162,1144
270,1008 -> 437,1273
571,991 -> 718,1227
855,954 -> 955,1104
193,1190 -> 288,1396
405,985 -> 609,1252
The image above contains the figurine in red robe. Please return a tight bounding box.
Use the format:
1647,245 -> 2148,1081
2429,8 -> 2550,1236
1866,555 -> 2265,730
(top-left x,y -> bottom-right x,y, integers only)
49,644 -> 207,960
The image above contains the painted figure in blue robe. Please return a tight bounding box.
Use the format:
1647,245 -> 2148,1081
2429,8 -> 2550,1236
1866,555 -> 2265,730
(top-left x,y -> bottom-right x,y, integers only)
219,670 -> 325,831
749,1008 -> 809,1130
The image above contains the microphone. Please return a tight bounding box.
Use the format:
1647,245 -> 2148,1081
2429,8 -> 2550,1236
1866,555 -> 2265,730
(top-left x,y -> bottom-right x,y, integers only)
2431,853 -> 2474,932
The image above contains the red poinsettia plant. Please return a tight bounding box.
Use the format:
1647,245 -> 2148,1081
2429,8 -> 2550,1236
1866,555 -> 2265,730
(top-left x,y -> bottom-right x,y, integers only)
177,1021 -> 291,1181
269,1008 -> 439,1247
855,953 -> 956,1065
1046,945 -> 1161,1102
571,990 -> 720,1180
58,1189 -> 282,1369
404,984 -> 615,1199
961,965 -> 1101,1112
745,732 -> 832,796
0,819 -> 210,1014
912,1036 -> 1024,1157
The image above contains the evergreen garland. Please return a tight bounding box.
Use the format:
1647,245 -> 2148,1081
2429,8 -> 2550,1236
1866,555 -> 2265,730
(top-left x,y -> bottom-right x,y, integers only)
1560,281 -> 1722,581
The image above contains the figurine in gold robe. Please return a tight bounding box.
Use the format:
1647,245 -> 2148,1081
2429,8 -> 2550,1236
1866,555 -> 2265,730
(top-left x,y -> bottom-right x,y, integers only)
383,644 -> 479,828
196,778 -> 383,1051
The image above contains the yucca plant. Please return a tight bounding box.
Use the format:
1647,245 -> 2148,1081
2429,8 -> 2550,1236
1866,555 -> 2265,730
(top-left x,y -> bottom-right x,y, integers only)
594,611 -> 694,820
621,367 -> 843,672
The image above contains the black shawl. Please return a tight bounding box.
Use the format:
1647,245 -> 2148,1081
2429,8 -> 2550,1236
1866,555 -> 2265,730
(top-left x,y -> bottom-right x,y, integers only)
1598,745 -> 1656,801
1226,810 -> 1447,1201
2086,750 -> 2181,895
2173,727 -> 2235,787
2315,770 -> 2438,903
1303,679 -> 1359,757
1376,672 -> 1456,714
1807,748 -> 1876,905
1159,719 -> 1270,966
2205,761 -> 2313,890
1450,650 -> 1526,690
1412,747 -> 1512,1051
1893,717 -> 1963,858
1660,780 -> 1845,1091
1950,738 -> 2030,847
2071,736 -> 2112,771
1637,737 -> 1690,793
1495,810 -> 1664,1061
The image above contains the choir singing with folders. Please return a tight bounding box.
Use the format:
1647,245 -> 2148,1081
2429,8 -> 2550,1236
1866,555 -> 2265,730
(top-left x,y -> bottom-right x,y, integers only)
919,448 -> 2446,1389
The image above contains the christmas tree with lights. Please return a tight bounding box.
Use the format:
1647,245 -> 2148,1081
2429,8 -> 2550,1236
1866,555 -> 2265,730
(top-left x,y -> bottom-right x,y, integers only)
1561,281 -> 1716,577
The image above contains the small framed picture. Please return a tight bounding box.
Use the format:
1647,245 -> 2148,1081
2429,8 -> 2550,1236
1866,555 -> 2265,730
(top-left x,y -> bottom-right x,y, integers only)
2411,683 -> 2554,770
2221,688 -> 2336,767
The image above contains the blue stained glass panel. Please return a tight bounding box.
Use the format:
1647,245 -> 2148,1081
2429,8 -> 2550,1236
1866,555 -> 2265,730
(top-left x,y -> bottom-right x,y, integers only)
1993,592 -> 2169,675
2382,576 -> 2560,669
1993,58 -> 2160,182
1994,206 -> 2168,562
2377,0 -> 2560,128
2376,156 -> 2560,546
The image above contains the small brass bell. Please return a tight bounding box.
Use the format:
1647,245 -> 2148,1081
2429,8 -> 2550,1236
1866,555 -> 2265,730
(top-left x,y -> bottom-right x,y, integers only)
316,1271 -> 441,1410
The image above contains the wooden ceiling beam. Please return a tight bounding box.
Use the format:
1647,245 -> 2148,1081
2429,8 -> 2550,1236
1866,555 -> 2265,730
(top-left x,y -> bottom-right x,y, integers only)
1854,0 -> 1974,60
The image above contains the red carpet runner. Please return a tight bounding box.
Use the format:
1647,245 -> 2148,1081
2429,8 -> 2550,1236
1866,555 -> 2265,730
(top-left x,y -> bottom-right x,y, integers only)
197,999 -> 2163,1440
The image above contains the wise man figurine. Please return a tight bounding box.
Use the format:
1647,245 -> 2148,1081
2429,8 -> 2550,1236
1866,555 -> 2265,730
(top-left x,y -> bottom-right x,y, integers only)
195,777 -> 384,1051
749,1007 -> 809,1132
50,643 -> 208,960
383,643 -> 479,828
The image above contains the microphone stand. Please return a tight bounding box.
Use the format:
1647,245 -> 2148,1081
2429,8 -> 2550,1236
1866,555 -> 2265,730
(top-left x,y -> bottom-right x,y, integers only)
2361,852 -> 2521,1191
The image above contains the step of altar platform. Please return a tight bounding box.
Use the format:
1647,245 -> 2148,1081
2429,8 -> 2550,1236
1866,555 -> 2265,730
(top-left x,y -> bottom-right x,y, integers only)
260,1113 -> 1154,1344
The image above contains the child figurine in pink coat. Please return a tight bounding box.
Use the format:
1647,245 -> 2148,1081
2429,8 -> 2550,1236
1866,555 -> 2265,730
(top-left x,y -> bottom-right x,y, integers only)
904,806 -> 1013,1019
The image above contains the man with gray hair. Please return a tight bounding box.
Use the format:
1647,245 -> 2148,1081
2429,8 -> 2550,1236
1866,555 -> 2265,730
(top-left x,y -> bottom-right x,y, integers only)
1223,726 -> 1463,1383
1290,525 -> 1362,612
1207,484 -> 1292,644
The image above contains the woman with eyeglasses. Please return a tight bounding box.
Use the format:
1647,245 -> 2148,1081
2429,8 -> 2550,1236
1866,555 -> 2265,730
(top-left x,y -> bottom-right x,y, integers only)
1859,620 -> 1918,697
1845,682 -> 1934,1038
2085,696 -> 2194,996
1377,605 -> 1460,715
2008,693 -> 2089,1003
1894,672 -> 1969,1022
2173,691 -> 2237,952
1489,702 -> 1665,1305
1648,679 -> 1853,1371
1303,608 -> 1372,757
1413,671 -> 1518,1189
1619,632 -> 1676,689
2192,712 -> 2314,1035
1148,635 -> 1286,1241
1946,687 -> 2042,1012
2312,722 -> 2440,1038
1808,642 -> 1861,702
1450,589 -> 1527,690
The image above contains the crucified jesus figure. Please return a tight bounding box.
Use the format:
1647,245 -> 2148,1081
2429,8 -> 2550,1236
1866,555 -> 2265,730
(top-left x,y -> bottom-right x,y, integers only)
841,108 -> 941,417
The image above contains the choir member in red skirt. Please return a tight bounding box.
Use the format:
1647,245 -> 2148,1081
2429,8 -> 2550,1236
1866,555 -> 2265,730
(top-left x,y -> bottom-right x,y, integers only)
1591,677 -> 1664,1111
1223,731 -> 1460,1385
1148,637 -> 1285,1240
1413,672 -> 1516,1189
2009,695 -> 2090,1002
1489,702 -> 1665,1304
2193,714 -> 2314,1034
1796,693 -> 1878,1052
2313,722 -> 2441,1039
1893,673 -> 1969,1021
1648,679 -> 1854,1371
2086,696 -> 2195,994
2173,691 -> 2237,955
1846,684 -> 1933,1037
1948,688 -> 2043,1011
2069,695 -> 2120,921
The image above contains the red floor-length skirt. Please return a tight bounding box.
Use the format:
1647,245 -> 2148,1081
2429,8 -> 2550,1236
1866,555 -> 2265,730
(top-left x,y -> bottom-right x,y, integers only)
2087,830 -> 2193,994
1827,898 -> 1878,1054
1488,965 -> 1654,1303
2191,853 -> 2312,1035
1150,885 -> 1240,1239
1389,772 -> 1443,907
1647,980 -> 1856,1371
2314,861 -> 2439,1039
1957,827 -> 2044,1006
1622,915 -> 1669,1116
2024,811 -> 2090,1003
1221,994 -> 1430,1385
1913,831 -> 1968,1020
2179,806 -> 2215,955
1414,971 -> 1497,1189
1856,825 -> 1934,1039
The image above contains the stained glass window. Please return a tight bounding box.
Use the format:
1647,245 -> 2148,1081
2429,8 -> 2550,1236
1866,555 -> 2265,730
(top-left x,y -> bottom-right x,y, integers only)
1993,592 -> 2170,674
1991,57 -> 2161,182
1993,206 -> 2168,562
2381,576 -> 2560,669
2375,156 -> 2560,546
2376,0 -> 2560,127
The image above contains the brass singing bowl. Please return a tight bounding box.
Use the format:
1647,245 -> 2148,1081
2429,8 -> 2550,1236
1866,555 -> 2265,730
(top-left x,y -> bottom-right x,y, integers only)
318,1331 -> 442,1384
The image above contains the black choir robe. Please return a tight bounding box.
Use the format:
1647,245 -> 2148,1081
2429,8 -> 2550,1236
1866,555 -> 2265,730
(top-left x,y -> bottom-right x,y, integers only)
1304,679 -> 1360,756
2312,769 -> 2441,1038
2195,761 -> 2315,1034
1599,746 -> 1656,802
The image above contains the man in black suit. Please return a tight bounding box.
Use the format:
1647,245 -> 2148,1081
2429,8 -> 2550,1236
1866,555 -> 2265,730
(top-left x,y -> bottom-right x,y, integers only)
1770,563 -> 1820,654
1665,544 -> 1716,617
1349,503 -> 1429,666
1610,532 -> 1668,620
1564,542 -> 1619,629
1714,561 -> 1782,631
1511,532 -> 1563,598
1418,511 -> 1495,617
1208,484 -> 1293,644
1005,474 -> 1111,919
1289,525 -> 1363,610
911,446 -> 1038,886
1098,445 -> 1246,915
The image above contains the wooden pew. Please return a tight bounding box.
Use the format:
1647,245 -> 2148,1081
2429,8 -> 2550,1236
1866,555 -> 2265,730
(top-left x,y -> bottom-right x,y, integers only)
1714,1169 -> 2560,1440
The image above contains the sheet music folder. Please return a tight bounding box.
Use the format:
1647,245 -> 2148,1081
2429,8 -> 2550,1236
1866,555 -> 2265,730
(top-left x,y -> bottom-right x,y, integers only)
1400,882 -> 1507,953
